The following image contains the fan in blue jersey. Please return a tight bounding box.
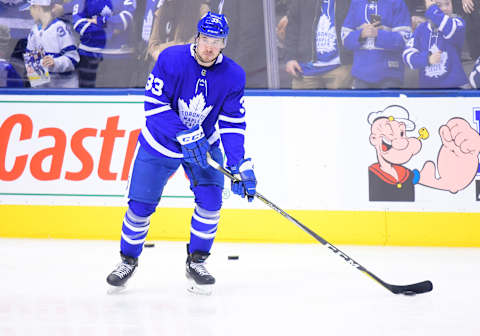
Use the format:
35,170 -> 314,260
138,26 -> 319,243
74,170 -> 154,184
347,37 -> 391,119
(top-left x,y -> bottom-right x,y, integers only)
402,0 -> 469,88
341,0 -> 412,88
0,24 -> 23,87
284,0 -> 353,89
26,0 -> 79,88
106,12 -> 257,295
470,56 -> 480,88
70,0 -> 136,87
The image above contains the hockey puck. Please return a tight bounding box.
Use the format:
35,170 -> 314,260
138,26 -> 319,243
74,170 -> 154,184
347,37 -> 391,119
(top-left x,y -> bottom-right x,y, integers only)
228,255 -> 239,260
144,243 -> 155,248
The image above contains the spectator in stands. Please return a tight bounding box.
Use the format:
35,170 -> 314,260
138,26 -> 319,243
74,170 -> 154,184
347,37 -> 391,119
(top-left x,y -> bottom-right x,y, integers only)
26,0 -> 79,88
52,0 -> 75,23
0,24 -> 23,87
405,0 -> 428,29
131,0 -> 163,87
458,0 -> 479,62
402,0 -> 469,88
283,0 -> 353,89
469,56 -> 479,88
71,0 -> 136,88
341,0 -> 412,89
147,0 -> 209,61
211,0 -> 268,88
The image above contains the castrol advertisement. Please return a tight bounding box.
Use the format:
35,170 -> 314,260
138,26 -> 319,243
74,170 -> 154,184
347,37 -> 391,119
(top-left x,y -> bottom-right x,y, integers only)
2,93 -> 480,213
0,96 -> 192,207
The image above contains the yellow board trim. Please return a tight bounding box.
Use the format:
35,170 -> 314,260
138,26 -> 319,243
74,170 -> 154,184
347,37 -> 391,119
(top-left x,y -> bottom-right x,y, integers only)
1,205 -> 479,246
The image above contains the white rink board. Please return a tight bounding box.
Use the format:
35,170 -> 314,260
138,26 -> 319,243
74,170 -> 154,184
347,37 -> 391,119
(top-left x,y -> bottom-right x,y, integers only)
1,94 -> 480,212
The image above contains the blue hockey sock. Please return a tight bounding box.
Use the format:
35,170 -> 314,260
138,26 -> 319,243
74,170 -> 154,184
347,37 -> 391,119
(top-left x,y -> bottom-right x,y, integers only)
188,205 -> 220,253
120,203 -> 153,258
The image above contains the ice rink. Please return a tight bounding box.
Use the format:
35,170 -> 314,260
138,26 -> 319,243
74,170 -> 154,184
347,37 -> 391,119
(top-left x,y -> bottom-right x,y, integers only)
1,238 -> 479,336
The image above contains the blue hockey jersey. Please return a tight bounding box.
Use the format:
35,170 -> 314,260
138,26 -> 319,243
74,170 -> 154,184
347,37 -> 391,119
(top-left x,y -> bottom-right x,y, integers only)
341,0 -> 412,83
141,0 -> 163,43
139,44 -> 247,168
402,5 -> 467,88
71,0 -> 135,57
470,57 -> 480,89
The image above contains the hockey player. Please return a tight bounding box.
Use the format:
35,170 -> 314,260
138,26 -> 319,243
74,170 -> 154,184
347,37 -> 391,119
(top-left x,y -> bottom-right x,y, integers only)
341,0 -> 412,88
26,0 -> 79,88
470,56 -> 480,88
106,12 -> 257,295
402,0 -> 469,88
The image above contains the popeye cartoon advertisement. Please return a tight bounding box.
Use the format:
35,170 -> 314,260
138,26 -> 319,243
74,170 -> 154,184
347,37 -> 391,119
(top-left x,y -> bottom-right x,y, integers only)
368,105 -> 480,202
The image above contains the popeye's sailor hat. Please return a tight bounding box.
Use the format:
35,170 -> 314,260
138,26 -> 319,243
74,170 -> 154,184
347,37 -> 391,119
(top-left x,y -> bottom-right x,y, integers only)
367,105 -> 416,131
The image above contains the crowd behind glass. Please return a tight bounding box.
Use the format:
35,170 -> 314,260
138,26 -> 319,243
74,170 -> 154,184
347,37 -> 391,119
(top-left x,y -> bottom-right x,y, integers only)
0,0 -> 479,89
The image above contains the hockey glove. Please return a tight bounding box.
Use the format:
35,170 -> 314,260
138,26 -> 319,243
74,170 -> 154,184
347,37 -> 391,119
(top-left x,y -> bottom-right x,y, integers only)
229,158 -> 257,202
176,125 -> 210,169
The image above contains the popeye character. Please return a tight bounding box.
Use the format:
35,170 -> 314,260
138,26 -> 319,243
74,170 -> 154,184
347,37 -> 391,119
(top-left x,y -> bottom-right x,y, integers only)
368,105 -> 480,201
368,105 -> 422,201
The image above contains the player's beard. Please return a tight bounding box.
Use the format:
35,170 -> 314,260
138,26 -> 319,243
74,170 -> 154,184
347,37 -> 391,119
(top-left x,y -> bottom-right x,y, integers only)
194,46 -> 221,67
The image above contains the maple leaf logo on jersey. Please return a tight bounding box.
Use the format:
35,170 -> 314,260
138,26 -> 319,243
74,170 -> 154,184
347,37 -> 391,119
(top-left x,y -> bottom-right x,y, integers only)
178,93 -> 213,128
425,45 -> 448,78
316,15 -> 337,54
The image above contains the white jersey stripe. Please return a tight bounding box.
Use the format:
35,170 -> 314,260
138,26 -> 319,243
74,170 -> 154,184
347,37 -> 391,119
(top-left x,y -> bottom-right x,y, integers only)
219,128 -> 246,135
470,71 -> 477,88
141,126 -> 183,158
79,22 -> 91,36
443,19 -> 456,39
145,105 -> 172,116
73,18 -> 89,30
438,15 -> 449,32
144,96 -> 168,105
207,130 -> 220,144
219,115 -> 246,123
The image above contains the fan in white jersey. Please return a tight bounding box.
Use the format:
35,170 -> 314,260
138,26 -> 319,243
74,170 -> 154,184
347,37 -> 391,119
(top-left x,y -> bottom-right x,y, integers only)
26,0 -> 79,88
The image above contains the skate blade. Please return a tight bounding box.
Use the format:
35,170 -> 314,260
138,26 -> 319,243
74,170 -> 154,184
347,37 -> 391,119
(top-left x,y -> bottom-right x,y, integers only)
107,285 -> 127,295
186,278 -> 213,296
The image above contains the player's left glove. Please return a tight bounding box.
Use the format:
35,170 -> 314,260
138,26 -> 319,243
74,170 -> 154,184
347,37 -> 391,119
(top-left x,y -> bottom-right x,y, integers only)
176,125 -> 210,169
229,158 -> 257,202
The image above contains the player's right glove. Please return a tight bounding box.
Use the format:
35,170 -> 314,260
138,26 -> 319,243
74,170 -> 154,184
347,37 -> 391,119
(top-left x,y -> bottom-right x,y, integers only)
229,158 -> 257,202
176,125 -> 210,169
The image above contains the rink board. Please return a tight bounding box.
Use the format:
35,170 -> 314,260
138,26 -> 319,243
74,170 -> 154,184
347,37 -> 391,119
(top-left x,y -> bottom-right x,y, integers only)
1,90 -> 480,246
1,205 -> 480,246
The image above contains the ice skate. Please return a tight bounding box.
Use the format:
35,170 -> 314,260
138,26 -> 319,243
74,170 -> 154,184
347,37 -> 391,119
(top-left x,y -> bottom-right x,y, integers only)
185,246 -> 215,295
106,252 -> 138,293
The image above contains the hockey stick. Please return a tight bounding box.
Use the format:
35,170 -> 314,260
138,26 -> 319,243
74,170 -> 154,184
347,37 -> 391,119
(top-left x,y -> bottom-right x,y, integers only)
206,154 -> 433,295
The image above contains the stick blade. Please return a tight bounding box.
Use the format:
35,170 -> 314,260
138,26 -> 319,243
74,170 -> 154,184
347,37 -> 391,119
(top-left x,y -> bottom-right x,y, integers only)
388,280 -> 433,295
